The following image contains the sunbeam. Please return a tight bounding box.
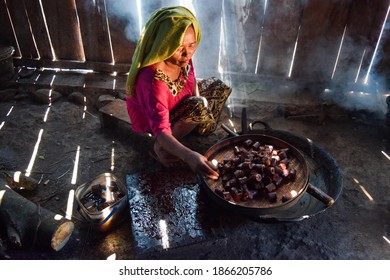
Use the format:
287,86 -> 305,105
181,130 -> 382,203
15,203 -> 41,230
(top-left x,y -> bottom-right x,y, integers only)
364,4 -> 390,85
288,25 -> 301,78
25,129 -> 44,177
0,105 -> 14,130
71,145 -> 81,185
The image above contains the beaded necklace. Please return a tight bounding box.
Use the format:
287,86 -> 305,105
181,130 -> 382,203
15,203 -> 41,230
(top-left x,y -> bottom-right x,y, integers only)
154,64 -> 190,96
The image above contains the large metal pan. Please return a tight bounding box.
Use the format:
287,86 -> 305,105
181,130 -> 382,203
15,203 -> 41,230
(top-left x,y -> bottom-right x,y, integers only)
199,130 -> 334,216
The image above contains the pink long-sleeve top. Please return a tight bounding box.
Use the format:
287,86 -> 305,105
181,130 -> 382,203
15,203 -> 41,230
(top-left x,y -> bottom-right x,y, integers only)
126,60 -> 195,137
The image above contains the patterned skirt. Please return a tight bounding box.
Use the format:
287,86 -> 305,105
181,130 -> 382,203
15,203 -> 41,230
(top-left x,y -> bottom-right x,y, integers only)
169,77 -> 232,136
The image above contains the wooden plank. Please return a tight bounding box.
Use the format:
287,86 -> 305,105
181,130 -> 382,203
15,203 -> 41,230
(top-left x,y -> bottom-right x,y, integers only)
216,1 -> 266,74
357,1 -> 390,85
84,72 -> 116,90
14,69 -> 127,92
106,1 -> 135,64
374,20 -> 390,87
114,75 -> 127,91
6,0 -> 38,59
30,71 -> 55,87
40,0 -> 84,61
0,0 -> 20,57
51,73 -> 85,88
193,1 -> 223,78
242,0 -> 265,74
103,0 -> 163,69
219,1 -> 250,73
15,69 -> 85,93
12,70 -> 127,100
13,57 -> 130,73
99,99 -> 130,128
335,0 -> 389,85
17,70 -> 85,88
260,0 -> 302,77
15,70 -> 41,85
23,0 -> 53,60
76,0 -> 113,63
291,0 -> 351,83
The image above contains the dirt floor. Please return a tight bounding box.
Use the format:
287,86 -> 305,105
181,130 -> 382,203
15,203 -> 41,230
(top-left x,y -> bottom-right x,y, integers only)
1,84 -> 390,260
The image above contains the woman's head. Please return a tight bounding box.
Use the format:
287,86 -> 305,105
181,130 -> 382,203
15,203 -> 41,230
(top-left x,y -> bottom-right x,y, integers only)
165,25 -> 197,68
142,6 -> 201,67
126,6 -> 201,95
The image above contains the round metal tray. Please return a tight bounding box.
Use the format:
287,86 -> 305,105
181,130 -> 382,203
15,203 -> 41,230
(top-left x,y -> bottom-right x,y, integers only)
219,128 -> 343,221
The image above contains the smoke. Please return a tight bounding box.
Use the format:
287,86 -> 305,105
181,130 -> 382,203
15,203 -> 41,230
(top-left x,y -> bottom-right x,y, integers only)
105,0 -> 389,115
105,0 -> 141,42
323,4 -> 390,115
105,0 -> 196,42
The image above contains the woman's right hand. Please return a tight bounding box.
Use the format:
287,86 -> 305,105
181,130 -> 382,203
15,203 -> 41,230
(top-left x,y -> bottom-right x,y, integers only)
155,133 -> 219,180
185,150 -> 219,181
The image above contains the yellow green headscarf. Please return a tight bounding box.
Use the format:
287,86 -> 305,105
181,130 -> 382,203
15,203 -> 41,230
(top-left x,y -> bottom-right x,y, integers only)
126,6 -> 202,96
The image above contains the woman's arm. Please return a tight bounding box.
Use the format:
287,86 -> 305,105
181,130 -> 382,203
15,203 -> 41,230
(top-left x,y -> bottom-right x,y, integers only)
156,132 -> 219,180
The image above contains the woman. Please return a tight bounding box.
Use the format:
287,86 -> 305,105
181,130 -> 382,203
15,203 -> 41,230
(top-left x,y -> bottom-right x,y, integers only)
126,6 -> 223,180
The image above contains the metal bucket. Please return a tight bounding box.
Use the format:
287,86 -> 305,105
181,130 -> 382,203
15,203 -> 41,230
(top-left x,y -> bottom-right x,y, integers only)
75,173 -> 128,232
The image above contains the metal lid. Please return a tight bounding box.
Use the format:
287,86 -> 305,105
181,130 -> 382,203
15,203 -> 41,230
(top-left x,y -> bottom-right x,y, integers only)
0,46 -> 15,60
